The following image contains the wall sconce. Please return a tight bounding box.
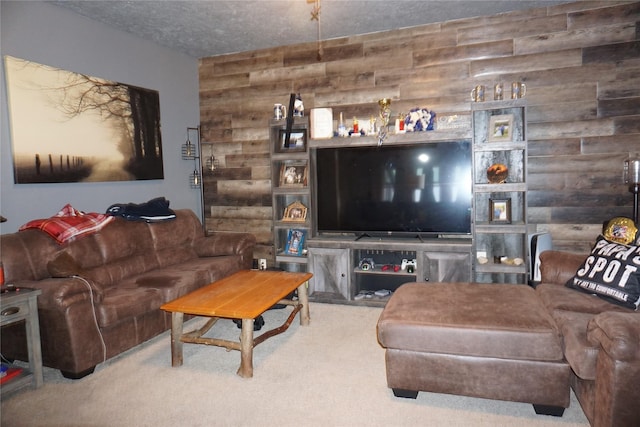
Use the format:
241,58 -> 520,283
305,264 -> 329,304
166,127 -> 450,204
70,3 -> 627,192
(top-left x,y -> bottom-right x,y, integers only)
623,155 -> 640,224
183,126 -> 201,188
205,145 -> 219,173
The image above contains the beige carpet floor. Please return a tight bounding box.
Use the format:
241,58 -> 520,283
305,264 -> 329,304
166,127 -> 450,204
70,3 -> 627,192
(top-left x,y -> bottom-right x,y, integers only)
1,303 -> 590,427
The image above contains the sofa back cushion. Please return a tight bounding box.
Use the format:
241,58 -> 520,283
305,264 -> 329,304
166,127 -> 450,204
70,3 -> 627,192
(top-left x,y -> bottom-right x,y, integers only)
50,210 -> 203,287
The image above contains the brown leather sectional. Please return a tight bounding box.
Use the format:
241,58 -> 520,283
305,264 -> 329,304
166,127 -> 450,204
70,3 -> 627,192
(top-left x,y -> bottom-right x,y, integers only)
0,209 -> 256,379
377,250 -> 640,427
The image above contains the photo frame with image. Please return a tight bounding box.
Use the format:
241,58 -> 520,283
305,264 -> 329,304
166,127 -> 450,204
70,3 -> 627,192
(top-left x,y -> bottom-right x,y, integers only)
282,200 -> 307,222
277,128 -> 307,152
279,163 -> 308,187
487,114 -> 514,143
284,229 -> 306,256
489,198 -> 512,223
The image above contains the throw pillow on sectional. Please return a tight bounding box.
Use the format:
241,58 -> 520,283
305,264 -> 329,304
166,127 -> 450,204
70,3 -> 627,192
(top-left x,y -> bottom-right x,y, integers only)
566,234 -> 640,311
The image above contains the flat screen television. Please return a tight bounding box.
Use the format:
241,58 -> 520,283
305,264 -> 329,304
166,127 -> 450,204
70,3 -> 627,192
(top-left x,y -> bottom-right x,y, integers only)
314,141 -> 472,238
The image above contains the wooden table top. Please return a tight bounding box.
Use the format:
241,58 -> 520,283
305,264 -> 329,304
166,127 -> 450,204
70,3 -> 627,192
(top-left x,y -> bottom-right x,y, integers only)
161,270 -> 313,319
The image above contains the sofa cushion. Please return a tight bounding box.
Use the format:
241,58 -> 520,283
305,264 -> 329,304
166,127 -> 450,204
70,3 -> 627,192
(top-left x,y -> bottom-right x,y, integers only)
566,235 -> 640,310
134,256 -> 243,302
552,310 -> 598,380
47,251 -> 84,277
377,282 -> 564,362
536,283 -> 633,315
95,286 -> 164,328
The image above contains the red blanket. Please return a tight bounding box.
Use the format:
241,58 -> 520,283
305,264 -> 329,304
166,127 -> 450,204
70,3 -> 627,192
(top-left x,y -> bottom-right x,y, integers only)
20,204 -> 115,244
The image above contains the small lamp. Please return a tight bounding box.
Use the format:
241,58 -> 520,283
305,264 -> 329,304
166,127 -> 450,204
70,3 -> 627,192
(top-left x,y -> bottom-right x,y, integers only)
205,145 -> 219,173
623,156 -> 640,224
190,168 -> 201,188
183,126 -> 201,187
182,134 -> 197,159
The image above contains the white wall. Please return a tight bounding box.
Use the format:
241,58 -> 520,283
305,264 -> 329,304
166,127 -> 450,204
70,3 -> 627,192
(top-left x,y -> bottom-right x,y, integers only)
0,1 -> 201,233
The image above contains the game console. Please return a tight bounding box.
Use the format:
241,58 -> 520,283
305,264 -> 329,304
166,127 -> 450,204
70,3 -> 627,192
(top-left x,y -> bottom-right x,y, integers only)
529,232 -> 552,282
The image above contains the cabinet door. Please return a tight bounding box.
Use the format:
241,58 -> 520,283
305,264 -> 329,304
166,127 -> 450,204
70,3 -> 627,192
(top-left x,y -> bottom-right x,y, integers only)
308,248 -> 349,300
423,251 -> 471,282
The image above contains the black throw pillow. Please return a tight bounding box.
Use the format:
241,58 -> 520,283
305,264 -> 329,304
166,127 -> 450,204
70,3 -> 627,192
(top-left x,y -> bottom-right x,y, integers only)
566,235 -> 640,311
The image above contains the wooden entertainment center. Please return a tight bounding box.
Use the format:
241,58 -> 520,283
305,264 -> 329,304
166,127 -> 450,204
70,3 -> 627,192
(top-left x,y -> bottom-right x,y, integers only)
307,236 -> 471,306
269,99 -> 528,305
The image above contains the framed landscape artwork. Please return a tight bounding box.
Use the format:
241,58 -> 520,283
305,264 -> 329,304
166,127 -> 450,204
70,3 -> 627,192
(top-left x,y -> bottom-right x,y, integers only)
4,55 -> 164,184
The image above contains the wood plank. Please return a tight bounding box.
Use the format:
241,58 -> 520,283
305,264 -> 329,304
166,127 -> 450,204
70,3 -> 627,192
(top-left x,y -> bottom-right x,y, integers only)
582,40 -> 640,64
515,22 -> 637,56
250,63 -> 326,85
527,118 -> 615,140
458,15 -> 566,47
527,138 -> 582,157
581,134 -> 640,154
598,97 -> 640,118
284,43 -> 364,66
568,2 -> 640,30
527,101 -> 596,124
528,190 -> 628,207
414,40 -> 513,68
599,72 -> 640,98
470,49 -> 582,77
614,115 -> 640,134
210,206 -> 272,220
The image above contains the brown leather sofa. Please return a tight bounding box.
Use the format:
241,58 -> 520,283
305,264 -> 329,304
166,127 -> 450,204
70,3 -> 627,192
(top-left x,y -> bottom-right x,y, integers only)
537,250 -> 640,427
377,250 -> 640,427
0,209 -> 256,379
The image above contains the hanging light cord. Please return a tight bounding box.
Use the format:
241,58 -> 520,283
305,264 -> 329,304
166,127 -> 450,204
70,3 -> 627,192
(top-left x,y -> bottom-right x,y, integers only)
309,0 -> 322,60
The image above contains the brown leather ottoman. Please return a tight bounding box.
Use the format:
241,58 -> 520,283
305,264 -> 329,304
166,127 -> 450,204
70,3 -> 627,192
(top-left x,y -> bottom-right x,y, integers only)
377,282 -> 570,416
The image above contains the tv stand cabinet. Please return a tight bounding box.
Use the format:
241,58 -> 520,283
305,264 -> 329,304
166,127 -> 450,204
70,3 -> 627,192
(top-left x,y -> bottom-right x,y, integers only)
307,237 -> 472,306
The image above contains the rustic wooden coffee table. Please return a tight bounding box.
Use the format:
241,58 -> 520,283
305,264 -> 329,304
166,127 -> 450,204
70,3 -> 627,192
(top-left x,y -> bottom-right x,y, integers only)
160,270 -> 312,378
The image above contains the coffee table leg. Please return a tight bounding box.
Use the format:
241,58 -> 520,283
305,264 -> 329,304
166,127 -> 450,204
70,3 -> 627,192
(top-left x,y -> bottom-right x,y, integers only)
238,318 -> 254,378
170,312 -> 184,367
298,281 -> 310,326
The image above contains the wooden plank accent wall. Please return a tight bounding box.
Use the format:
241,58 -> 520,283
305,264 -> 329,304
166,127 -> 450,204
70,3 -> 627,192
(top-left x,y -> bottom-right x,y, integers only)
200,0 -> 640,260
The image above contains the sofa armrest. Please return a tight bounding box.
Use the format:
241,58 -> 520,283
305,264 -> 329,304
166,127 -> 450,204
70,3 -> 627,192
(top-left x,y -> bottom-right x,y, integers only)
587,311 -> 640,362
4,276 -> 106,374
12,277 -> 93,308
193,231 -> 257,269
539,250 -> 586,286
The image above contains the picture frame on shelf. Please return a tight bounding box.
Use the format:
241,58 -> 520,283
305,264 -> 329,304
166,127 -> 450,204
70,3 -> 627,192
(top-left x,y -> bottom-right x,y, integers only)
284,229 -> 306,256
489,198 -> 512,223
279,163 -> 308,187
277,128 -> 307,152
487,114 -> 514,143
282,200 -> 307,222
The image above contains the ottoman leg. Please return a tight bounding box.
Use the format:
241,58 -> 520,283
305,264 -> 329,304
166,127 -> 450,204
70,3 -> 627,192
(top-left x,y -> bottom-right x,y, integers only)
392,388 -> 418,399
533,404 -> 565,417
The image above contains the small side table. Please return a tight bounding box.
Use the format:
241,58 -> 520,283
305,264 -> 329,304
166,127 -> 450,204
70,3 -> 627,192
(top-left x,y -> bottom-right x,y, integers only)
1,287 -> 43,396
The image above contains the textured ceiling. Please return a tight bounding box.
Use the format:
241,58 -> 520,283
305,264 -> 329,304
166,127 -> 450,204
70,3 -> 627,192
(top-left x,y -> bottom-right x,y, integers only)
48,1 -> 574,58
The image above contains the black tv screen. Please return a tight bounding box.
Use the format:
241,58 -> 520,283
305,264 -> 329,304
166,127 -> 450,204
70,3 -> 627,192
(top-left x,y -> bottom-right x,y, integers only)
315,141 -> 472,237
